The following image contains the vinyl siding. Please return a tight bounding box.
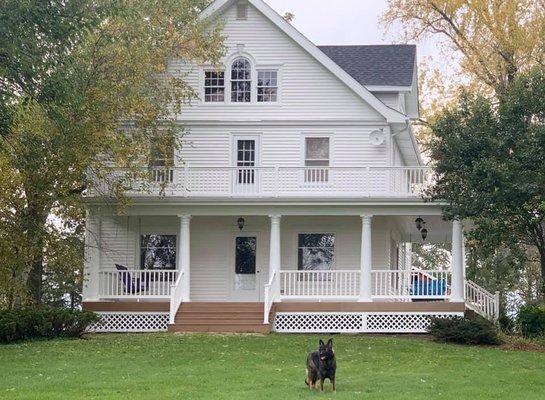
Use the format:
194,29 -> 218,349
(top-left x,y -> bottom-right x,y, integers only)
171,3 -> 384,121
179,125 -> 389,167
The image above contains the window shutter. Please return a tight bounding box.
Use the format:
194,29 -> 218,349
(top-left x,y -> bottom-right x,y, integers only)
236,2 -> 248,20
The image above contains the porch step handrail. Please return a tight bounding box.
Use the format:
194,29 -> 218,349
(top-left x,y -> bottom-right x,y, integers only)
263,270 -> 277,324
169,271 -> 185,324
98,269 -> 177,299
465,279 -> 500,322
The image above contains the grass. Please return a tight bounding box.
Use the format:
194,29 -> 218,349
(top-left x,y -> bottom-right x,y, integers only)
1,333 -> 545,399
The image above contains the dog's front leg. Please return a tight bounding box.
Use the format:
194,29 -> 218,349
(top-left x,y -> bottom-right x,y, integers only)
331,377 -> 336,392
319,379 -> 324,392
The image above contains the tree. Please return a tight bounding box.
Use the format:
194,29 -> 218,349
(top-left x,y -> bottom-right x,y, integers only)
428,67 -> 545,297
383,0 -> 545,98
0,0 -> 224,307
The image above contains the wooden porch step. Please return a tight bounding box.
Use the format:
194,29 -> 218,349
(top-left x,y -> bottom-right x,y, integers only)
168,322 -> 270,334
170,302 -> 275,334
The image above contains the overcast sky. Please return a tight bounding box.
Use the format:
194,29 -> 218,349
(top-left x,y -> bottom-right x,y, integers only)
263,0 -> 455,77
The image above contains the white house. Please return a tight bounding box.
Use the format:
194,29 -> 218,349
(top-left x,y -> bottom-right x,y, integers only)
82,0 -> 499,334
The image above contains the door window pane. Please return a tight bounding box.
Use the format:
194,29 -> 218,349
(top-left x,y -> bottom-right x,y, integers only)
235,236 -> 256,274
237,139 -> 255,184
297,233 -> 334,270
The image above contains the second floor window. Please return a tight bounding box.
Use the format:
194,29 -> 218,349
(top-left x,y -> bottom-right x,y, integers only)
304,137 -> 330,182
257,70 -> 277,102
231,57 -> 251,102
204,70 -> 225,102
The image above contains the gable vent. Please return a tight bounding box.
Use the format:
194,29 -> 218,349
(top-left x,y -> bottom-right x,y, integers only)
236,2 -> 248,20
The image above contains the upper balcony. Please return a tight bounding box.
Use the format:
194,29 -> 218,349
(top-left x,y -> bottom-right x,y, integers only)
90,165 -> 434,199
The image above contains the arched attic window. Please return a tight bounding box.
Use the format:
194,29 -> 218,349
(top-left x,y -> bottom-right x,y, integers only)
231,57 -> 252,102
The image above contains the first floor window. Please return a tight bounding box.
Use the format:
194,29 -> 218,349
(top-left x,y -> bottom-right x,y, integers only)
140,234 -> 176,270
257,70 -> 278,102
204,70 -> 225,102
297,233 -> 334,270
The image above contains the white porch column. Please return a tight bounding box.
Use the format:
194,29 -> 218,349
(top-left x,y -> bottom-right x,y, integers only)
82,209 -> 101,301
359,214 -> 373,302
269,215 -> 282,297
451,219 -> 464,302
178,214 -> 191,302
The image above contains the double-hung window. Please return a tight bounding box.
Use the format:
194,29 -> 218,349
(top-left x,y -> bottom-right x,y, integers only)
204,70 -> 225,102
297,233 -> 335,271
304,137 -> 330,183
257,70 -> 278,102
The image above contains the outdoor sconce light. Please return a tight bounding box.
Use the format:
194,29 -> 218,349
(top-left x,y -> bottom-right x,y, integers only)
237,217 -> 245,231
415,217 -> 424,231
421,228 -> 428,240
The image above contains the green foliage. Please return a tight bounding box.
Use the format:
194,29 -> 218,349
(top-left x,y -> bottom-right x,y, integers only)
429,316 -> 501,345
0,308 -> 98,343
429,67 -> 545,297
518,303 -> 545,338
0,0 -> 223,306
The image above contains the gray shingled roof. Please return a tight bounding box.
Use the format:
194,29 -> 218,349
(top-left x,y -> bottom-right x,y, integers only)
318,45 -> 416,87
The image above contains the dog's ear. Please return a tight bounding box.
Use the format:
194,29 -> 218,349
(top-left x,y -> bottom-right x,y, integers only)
327,339 -> 333,349
319,339 -> 325,347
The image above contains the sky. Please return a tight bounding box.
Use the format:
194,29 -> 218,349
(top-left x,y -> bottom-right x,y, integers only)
263,0 -> 457,80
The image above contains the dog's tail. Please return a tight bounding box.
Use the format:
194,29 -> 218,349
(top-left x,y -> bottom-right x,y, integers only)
305,378 -> 309,386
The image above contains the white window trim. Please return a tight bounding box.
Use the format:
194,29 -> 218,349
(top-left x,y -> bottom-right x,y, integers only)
256,69 -> 279,103
296,232 -> 336,271
202,69 -> 226,103
300,133 -> 333,166
199,56 -> 283,106
229,133 -> 262,167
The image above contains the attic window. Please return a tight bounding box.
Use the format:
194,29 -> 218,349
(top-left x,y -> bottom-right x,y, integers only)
236,2 -> 248,20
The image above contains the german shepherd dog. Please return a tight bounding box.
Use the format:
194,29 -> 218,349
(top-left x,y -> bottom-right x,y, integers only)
305,339 -> 336,392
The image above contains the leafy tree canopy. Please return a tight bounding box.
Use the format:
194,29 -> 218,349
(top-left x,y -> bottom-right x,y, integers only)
0,0 -> 224,307
429,67 -> 545,296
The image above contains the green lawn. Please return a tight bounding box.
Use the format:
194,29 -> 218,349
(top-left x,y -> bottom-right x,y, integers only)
0,333 -> 544,399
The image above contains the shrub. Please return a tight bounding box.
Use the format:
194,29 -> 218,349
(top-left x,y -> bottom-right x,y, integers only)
429,316 -> 501,345
0,308 -> 99,343
518,303 -> 545,338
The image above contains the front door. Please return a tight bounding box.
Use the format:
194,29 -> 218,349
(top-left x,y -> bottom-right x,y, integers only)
231,234 -> 262,301
233,136 -> 258,194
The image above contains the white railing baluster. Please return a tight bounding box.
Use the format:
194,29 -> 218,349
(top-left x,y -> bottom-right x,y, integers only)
98,269 -> 177,299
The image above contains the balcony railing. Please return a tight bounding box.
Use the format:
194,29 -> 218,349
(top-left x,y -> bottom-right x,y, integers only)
92,165 -> 433,198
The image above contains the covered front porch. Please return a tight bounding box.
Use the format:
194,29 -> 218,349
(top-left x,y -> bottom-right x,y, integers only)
82,203 -> 487,330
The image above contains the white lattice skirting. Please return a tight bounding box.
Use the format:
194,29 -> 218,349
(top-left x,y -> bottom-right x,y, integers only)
89,312 -> 169,333
273,312 -> 463,333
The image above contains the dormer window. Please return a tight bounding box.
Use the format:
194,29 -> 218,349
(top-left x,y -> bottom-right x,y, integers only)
231,57 -> 251,102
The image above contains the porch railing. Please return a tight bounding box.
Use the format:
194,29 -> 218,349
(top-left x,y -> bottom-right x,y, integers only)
280,270 -> 360,299
372,269 -> 451,300
278,269 -> 451,300
98,269 -> 177,299
465,280 -> 500,322
92,165 -> 433,198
